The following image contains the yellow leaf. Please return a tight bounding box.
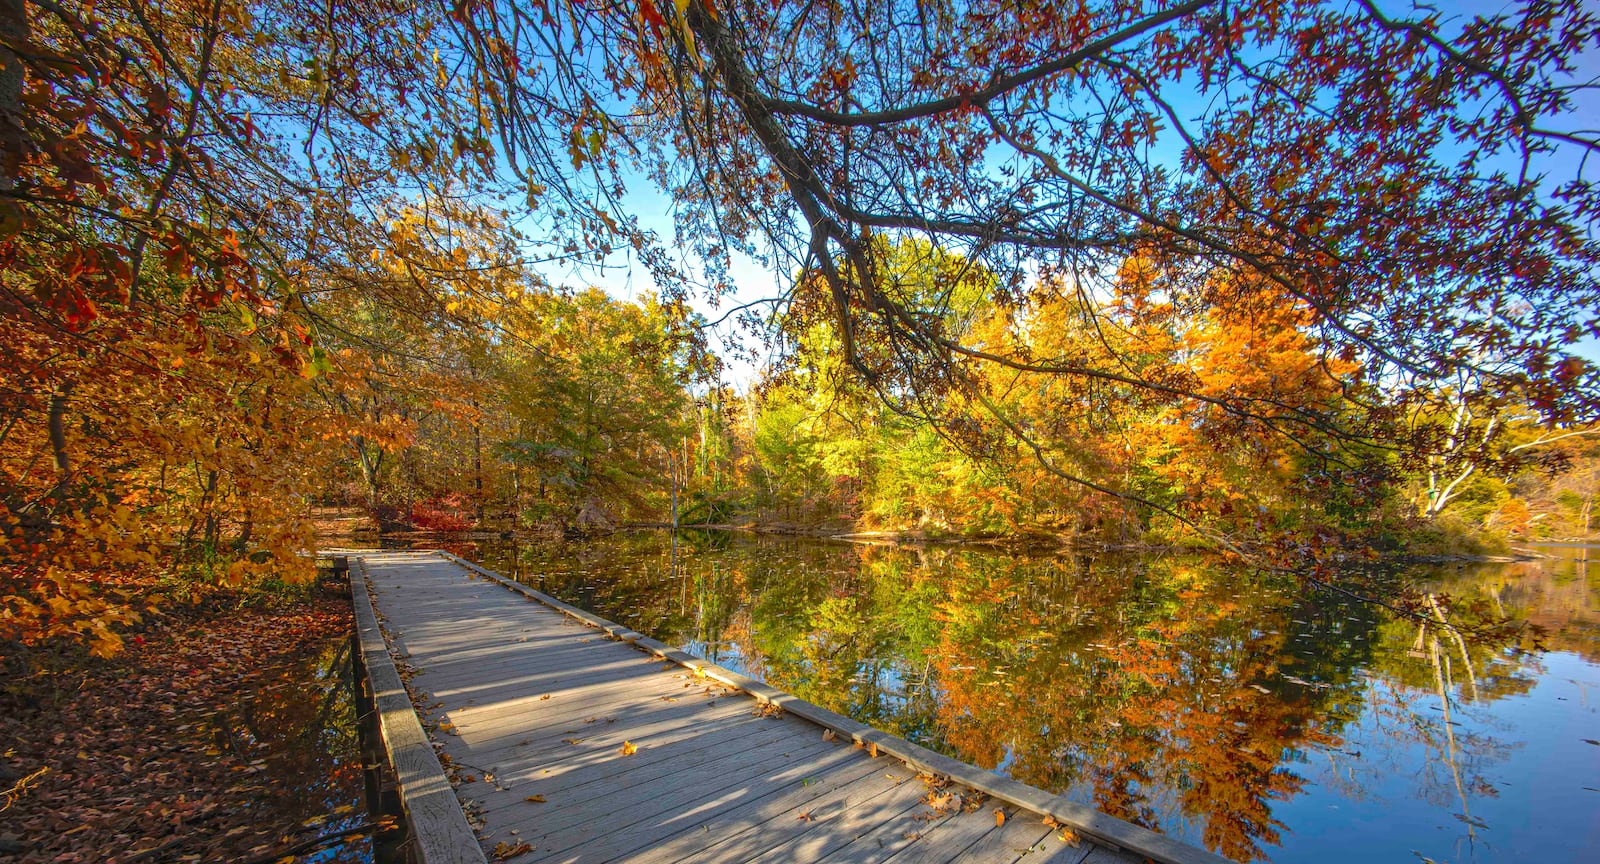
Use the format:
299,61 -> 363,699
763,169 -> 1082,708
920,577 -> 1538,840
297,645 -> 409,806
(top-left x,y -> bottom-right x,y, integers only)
994,808 -> 1006,827
524,794 -> 546,803
620,741 -> 637,756
491,841 -> 532,860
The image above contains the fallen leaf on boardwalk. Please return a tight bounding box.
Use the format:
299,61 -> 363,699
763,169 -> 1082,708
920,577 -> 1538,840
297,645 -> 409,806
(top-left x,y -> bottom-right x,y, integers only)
821,729 -> 837,743
492,840 -> 532,859
523,795 -> 546,803
540,694 -> 552,701
561,737 -> 584,745
869,742 -> 878,758
994,808 -> 1006,827
796,811 -> 814,822
619,741 -> 637,756
752,702 -> 784,719
660,696 -> 678,702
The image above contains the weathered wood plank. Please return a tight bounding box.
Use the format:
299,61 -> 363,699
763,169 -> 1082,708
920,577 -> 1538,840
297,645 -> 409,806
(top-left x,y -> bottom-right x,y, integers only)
471,713 -> 809,820
351,557 -> 486,864
948,814 -> 1059,864
741,765 -> 935,863
808,791 -> 954,863
632,760 -> 919,864
433,665 -> 742,733
505,736 -> 845,860
507,738 -> 877,864
615,749 -> 895,864
876,804 -> 1026,864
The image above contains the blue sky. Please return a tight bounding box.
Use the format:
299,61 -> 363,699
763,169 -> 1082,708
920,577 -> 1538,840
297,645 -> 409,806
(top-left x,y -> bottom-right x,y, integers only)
521,0 -> 1600,388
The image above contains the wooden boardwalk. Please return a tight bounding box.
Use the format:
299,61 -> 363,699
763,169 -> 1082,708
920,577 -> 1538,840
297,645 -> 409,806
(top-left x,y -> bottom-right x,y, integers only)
352,550 -> 1228,864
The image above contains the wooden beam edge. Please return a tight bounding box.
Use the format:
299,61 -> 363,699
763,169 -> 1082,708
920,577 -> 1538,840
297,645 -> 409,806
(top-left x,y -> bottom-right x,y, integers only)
351,557 -> 488,864
431,550 -> 1229,864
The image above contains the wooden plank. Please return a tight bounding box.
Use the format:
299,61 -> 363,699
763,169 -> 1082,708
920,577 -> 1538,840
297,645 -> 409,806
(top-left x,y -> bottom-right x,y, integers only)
808,792 -> 953,863
506,738 -> 846,863
351,557 -> 486,864
878,804 -> 1028,864
469,704 -> 802,792
948,814 -> 1058,864
437,551 -> 1232,864
741,766 -> 934,863
434,664 -> 740,730
627,756 -> 919,864
616,748 -> 895,864
471,712 -> 807,820
447,700 -> 753,772
1080,844 -> 1157,864
504,737 -> 877,864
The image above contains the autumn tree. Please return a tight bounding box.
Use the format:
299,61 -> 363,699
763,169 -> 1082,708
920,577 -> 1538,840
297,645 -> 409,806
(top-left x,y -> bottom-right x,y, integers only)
443,0 -> 1599,547
0,0 -> 553,654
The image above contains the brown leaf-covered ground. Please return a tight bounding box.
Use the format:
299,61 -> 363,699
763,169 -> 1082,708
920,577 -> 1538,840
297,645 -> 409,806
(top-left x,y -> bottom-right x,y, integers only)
0,590 -> 367,863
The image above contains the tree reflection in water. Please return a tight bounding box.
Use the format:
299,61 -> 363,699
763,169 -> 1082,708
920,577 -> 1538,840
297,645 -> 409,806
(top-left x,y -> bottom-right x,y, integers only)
440,534 -> 1596,864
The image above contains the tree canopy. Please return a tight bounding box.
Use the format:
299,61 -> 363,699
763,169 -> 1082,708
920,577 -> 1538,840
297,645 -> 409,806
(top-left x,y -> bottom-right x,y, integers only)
3,0 -> 1598,653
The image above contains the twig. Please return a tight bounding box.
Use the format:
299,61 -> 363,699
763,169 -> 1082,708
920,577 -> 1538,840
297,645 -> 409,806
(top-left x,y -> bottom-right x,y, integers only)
0,766 -> 48,812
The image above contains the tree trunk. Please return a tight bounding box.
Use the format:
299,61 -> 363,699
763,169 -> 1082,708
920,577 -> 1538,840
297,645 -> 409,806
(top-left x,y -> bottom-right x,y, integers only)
47,382 -> 74,502
0,0 -> 28,190
474,417 -> 484,522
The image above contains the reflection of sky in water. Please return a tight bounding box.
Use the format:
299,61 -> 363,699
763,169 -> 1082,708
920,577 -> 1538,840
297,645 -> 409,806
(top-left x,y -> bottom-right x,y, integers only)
443,533 -> 1599,864
1282,651 -> 1599,863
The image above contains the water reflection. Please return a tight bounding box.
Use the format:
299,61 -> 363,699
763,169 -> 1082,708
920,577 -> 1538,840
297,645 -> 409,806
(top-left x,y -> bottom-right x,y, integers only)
205,633 -> 369,862
416,533 -> 1597,864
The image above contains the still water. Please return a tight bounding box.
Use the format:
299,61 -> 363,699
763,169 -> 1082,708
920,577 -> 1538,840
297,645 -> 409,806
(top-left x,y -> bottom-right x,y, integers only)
415,532 -> 1596,863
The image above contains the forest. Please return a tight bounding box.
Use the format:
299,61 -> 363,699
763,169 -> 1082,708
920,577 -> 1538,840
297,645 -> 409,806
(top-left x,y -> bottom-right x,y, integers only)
5,0 -> 1597,661
3,1 -> 1598,862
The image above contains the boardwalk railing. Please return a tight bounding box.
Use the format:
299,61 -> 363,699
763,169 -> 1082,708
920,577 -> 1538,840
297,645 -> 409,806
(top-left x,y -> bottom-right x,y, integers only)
351,557 -> 487,864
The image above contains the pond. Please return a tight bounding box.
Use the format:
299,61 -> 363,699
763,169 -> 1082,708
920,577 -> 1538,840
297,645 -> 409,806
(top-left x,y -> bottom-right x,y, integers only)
221,632 -> 371,863
386,532 -> 1597,864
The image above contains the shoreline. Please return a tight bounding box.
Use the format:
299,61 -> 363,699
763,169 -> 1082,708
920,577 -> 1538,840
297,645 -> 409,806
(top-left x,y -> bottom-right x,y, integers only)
324,519 -> 1570,564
